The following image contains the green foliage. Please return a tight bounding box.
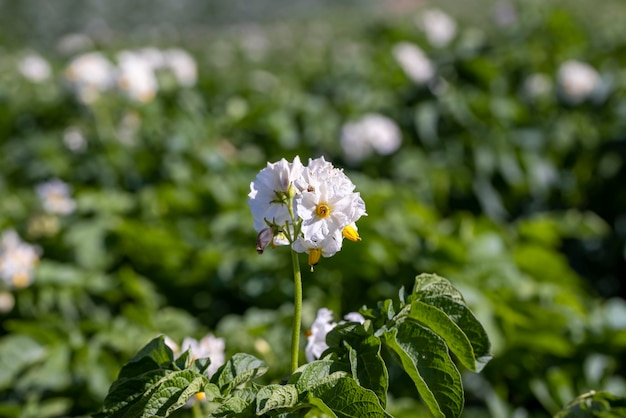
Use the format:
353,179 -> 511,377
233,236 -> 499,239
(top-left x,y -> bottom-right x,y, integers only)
554,391 -> 626,418
97,274 -> 490,417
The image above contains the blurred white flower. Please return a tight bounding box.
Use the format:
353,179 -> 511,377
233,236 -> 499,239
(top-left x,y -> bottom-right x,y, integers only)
65,52 -> 116,103
165,333 -> 225,377
117,111 -> 142,146
418,9 -> 457,48
0,291 -> 15,313
56,33 -> 94,56
340,114 -> 402,163
557,60 -> 600,103
393,42 -> 435,84
305,308 -> 365,362
344,312 -> 366,324
181,334 -> 226,377
136,47 -> 165,69
522,73 -> 553,99
248,156 -> 304,232
63,126 -> 87,152
0,230 -> 41,289
305,308 -> 336,362
116,51 -> 159,103
163,48 -> 197,87
18,53 -> 51,83
36,179 -> 76,216
493,1 -> 518,27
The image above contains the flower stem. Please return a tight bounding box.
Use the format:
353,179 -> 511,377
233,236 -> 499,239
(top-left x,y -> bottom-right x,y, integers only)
290,248 -> 303,373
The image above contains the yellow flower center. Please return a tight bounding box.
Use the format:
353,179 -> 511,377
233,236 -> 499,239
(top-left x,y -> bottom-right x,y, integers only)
12,272 -> 30,288
316,203 -> 331,218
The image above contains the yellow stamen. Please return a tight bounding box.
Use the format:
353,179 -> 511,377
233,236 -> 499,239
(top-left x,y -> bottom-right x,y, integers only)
316,203 -> 331,218
342,225 -> 361,242
194,392 -> 207,402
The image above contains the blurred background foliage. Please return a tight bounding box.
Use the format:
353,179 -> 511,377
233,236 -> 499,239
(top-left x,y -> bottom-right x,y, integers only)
0,0 -> 625,417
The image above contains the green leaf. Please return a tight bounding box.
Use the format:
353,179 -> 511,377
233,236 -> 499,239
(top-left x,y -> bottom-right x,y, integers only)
383,323 -> 464,418
289,360 -> 346,393
307,374 -> 391,418
137,373 -> 211,416
0,335 -> 46,390
116,336 -> 175,381
326,323 -> 389,407
408,301 -> 480,372
554,391 -> 626,418
412,274 -> 492,372
256,384 -> 299,415
411,274 -> 465,305
212,353 -> 268,394
212,395 -> 252,417
98,369 -> 213,418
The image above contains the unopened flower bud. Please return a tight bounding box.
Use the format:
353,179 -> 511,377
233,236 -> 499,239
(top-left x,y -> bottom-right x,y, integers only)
308,248 -> 322,271
256,228 -> 274,254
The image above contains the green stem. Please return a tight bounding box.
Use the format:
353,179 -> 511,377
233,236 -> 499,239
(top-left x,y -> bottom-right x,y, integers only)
290,248 -> 303,373
191,400 -> 203,418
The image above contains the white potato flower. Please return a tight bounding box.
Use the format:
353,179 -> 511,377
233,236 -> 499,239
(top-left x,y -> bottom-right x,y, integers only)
18,53 -> 52,83
181,334 -> 226,377
418,9 -> 457,48
250,156 -> 365,267
305,308 -> 336,362
35,179 -> 76,216
248,156 -> 304,232
165,333 -> 226,378
305,308 -> 366,362
523,73 -> 552,99
340,114 -> 402,163
393,42 -> 435,85
0,230 -> 41,289
295,157 -> 366,242
557,60 -> 600,104
65,52 -> 116,103
163,48 -> 198,87
116,51 -> 159,103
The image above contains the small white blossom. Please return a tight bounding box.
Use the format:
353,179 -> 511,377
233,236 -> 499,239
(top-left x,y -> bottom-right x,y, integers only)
0,291 -> 15,313
292,229 -> 344,265
418,9 -> 457,48
523,73 -> 552,99
165,333 -> 226,377
493,1 -> 518,27
248,156 -> 304,232
305,308 -> 366,362
163,48 -> 198,87
65,52 -> 116,103
0,230 -> 41,289
116,51 -> 159,103
36,179 -> 76,216
340,114 -> 402,163
63,127 -> 87,152
305,308 -> 336,362
18,53 -> 52,83
393,42 -> 435,85
557,60 -> 600,104
181,334 -> 226,377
